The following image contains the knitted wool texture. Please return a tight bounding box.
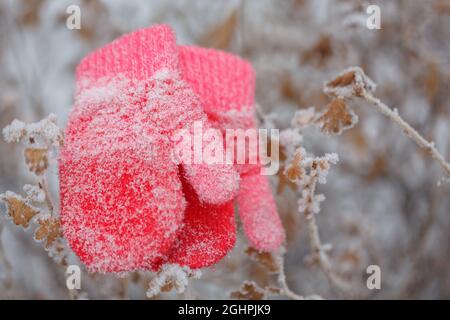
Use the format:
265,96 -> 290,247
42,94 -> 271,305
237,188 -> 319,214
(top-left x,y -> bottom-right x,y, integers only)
178,46 -> 285,254
59,25 -> 239,273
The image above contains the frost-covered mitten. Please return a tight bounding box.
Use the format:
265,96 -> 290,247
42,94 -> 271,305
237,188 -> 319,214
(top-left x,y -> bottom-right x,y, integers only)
165,166 -> 236,269
176,46 -> 285,253
59,25 -> 239,273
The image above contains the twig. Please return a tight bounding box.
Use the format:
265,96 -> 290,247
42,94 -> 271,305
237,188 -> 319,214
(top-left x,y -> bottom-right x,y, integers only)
361,91 -> 450,177
38,176 -> 54,215
117,277 -> 129,299
302,174 -> 352,295
0,223 -> 13,292
325,66 -> 450,179
274,251 -> 322,300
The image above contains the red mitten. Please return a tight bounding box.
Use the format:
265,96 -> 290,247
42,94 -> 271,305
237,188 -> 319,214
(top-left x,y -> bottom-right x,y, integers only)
59,25 -> 239,273
166,167 -> 236,269
177,46 -> 285,255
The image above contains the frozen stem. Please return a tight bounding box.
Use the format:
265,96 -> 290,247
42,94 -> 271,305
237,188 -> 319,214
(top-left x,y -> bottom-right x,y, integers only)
302,174 -> 352,295
361,91 -> 450,178
275,249 -> 322,300
242,247 -> 321,300
284,146 -> 351,295
38,176 -> 54,215
0,223 -> 13,291
146,264 -> 201,298
325,66 -> 450,179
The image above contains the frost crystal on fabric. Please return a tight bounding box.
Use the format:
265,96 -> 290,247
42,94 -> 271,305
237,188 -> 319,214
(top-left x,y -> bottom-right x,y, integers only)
59,25 -> 239,273
179,46 -> 286,252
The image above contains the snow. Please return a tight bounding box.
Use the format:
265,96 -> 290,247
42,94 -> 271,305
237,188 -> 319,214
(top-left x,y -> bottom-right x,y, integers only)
23,184 -> 45,203
146,264 -> 201,298
2,114 -> 63,147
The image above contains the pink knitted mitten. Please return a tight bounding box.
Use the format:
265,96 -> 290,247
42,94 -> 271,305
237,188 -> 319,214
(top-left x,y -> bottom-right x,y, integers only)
178,46 -> 286,253
59,25 -> 239,273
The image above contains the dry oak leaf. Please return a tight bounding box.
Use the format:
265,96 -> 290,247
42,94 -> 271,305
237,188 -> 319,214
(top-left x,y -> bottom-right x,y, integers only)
301,35 -> 333,67
201,9 -> 237,50
245,247 -> 280,273
324,67 -> 376,98
1,192 -> 39,228
230,281 -> 266,300
327,70 -> 356,88
338,249 -> 361,268
284,151 -> 305,182
24,147 -> 48,175
276,144 -> 298,193
280,74 -> 302,106
277,167 -> 298,194
35,217 -> 62,248
422,62 -> 440,104
317,98 -> 357,135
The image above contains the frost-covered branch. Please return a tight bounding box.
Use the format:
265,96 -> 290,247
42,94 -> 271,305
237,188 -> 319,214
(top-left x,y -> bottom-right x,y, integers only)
232,247 -> 322,300
1,115 -> 67,266
146,264 -> 201,298
285,148 -> 351,294
274,249 -> 322,300
325,67 -> 450,179
361,92 -> 450,178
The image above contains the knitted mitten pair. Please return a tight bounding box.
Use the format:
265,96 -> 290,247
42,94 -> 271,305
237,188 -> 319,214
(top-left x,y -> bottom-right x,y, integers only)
59,25 -> 285,273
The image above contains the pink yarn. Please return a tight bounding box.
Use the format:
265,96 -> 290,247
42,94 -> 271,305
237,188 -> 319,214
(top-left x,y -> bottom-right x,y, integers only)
59,25 -> 284,273
59,25 -> 239,273
178,46 -> 286,252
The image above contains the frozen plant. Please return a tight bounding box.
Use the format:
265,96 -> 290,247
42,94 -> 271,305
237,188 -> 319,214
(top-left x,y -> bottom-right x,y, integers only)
0,115 -> 67,266
146,264 -> 202,298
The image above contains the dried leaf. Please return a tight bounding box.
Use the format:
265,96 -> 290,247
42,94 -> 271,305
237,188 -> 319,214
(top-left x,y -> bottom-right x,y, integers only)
146,265 -> 201,298
19,0 -> 44,26
349,128 -> 368,153
24,148 -> 48,175
245,247 -> 279,273
277,166 -> 298,194
230,281 -> 266,300
3,114 -> 64,147
327,71 -> 356,88
365,155 -> 387,181
338,249 -> 361,268
434,0 -> 450,14
292,107 -> 317,128
130,272 -> 141,283
160,277 -> 177,293
284,151 -> 304,182
324,67 -> 376,98
1,193 -> 38,228
301,35 -> 333,67
76,0 -> 108,42
317,98 -> 357,135
423,62 -> 440,104
280,74 -> 302,105
276,144 -> 298,193
35,217 -> 62,248
201,10 -> 237,49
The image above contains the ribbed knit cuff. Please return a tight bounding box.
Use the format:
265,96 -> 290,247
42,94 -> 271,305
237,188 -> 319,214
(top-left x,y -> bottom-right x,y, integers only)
76,24 -> 178,83
178,46 -> 255,114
